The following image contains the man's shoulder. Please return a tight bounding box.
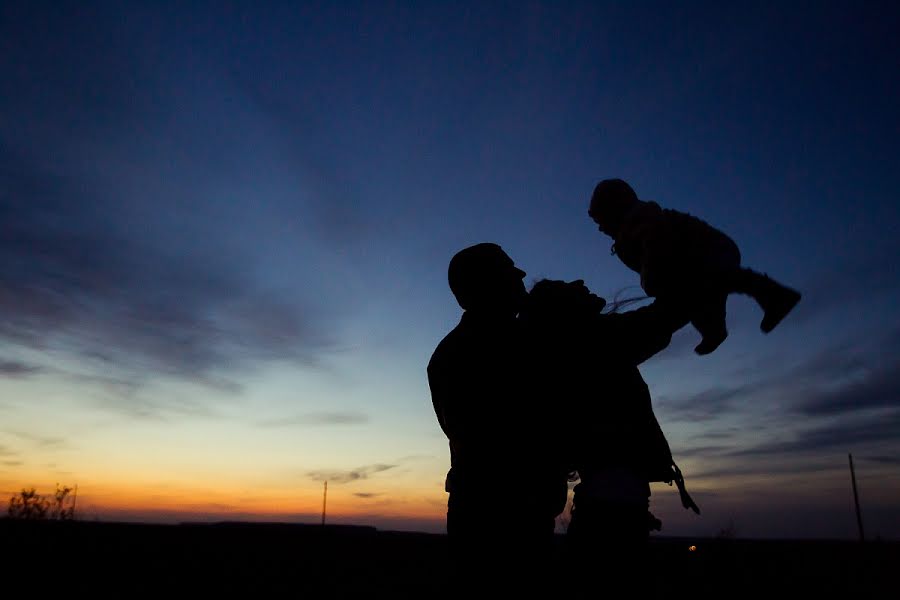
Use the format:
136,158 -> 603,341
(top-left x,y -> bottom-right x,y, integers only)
427,319 -> 468,374
428,313 -> 520,376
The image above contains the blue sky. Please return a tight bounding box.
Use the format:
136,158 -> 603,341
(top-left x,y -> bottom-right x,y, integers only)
1,1 -> 898,538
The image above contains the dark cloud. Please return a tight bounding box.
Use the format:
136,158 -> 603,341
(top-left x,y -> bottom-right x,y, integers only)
794,358 -> 900,416
0,360 -> 43,378
257,412 -> 370,427
307,464 -> 396,484
667,444 -> 732,459
353,492 -> 380,499
658,327 -> 900,424
657,330 -> 900,474
688,458 -> 839,480
691,428 -> 751,440
2,460 -> 24,467
0,150 -> 332,388
657,383 -> 757,422
730,409 -> 900,457
860,455 -> 900,465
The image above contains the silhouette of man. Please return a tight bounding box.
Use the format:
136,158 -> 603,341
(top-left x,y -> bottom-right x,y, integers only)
427,243 -> 567,594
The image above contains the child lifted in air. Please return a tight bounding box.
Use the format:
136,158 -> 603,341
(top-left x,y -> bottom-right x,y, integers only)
588,178 -> 801,355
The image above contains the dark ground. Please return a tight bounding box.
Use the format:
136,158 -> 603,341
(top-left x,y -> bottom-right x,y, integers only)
1,519 -> 894,598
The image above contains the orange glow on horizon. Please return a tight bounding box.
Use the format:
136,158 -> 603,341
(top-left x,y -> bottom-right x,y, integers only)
1,473 -> 446,527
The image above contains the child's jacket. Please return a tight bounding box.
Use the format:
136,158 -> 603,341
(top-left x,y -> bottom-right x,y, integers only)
613,200 -> 741,297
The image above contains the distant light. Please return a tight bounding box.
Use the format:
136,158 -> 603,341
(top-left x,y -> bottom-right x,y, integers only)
688,545 -> 697,552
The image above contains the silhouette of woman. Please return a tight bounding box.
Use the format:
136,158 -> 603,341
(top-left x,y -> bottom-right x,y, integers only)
520,279 -> 696,596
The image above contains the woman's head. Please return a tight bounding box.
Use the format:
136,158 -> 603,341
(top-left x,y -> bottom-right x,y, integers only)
521,279 -> 606,326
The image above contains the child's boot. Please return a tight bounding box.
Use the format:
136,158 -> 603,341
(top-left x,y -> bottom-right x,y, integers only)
759,278 -> 802,333
691,294 -> 728,355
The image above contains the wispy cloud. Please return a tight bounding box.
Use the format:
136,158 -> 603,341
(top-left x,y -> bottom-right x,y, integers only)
860,455 -> 900,465
657,383 -> 759,422
0,444 -> 17,457
729,409 -> 900,457
689,458 -> 840,480
307,464 -> 396,484
353,492 -> 381,499
257,412 -> 370,427
794,358 -> 900,416
656,327 -> 900,482
659,327 -> 900,423
0,149 -> 334,391
668,444 -> 733,459
5,430 -> 68,450
91,392 -> 225,422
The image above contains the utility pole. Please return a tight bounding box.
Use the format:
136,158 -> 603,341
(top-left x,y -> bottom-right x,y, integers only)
321,481 -> 328,527
849,453 -> 865,542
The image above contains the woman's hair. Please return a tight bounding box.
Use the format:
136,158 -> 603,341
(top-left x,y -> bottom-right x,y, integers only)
522,279 -> 606,323
523,280 -> 650,318
602,286 -> 650,313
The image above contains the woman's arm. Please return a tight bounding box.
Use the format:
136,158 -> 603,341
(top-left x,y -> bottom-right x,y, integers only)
592,299 -> 689,365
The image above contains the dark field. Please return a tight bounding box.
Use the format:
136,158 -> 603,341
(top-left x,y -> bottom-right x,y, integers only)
1,519 -> 894,598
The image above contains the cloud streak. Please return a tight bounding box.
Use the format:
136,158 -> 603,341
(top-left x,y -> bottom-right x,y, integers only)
0,360 -> 43,378
659,327 -> 900,422
794,358 -> 900,417
257,412 -> 370,428
0,149 -> 334,390
5,431 -> 68,450
657,383 -> 758,422
729,409 -> 900,457
0,444 -> 17,457
307,464 -> 396,484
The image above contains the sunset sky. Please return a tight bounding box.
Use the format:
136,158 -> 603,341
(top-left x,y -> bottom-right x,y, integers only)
1,1 -> 898,539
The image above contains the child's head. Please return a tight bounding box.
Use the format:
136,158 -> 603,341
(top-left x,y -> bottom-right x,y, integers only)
589,178 -> 639,237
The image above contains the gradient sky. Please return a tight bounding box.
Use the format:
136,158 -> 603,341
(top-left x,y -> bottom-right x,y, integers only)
1,1 -> 898,539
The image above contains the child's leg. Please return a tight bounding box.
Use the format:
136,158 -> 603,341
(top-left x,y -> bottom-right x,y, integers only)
691,292 -> 729,355
728,268 -> 802,333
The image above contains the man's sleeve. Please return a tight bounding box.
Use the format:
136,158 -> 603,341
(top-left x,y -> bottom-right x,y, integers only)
427,352 -> 453,439
635,217 -> 676,297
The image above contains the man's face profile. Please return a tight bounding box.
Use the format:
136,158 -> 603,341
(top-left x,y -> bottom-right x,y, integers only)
449,243 -> 527,313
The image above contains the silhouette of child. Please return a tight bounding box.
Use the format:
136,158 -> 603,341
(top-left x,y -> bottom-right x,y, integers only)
589,178 -> 801,354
